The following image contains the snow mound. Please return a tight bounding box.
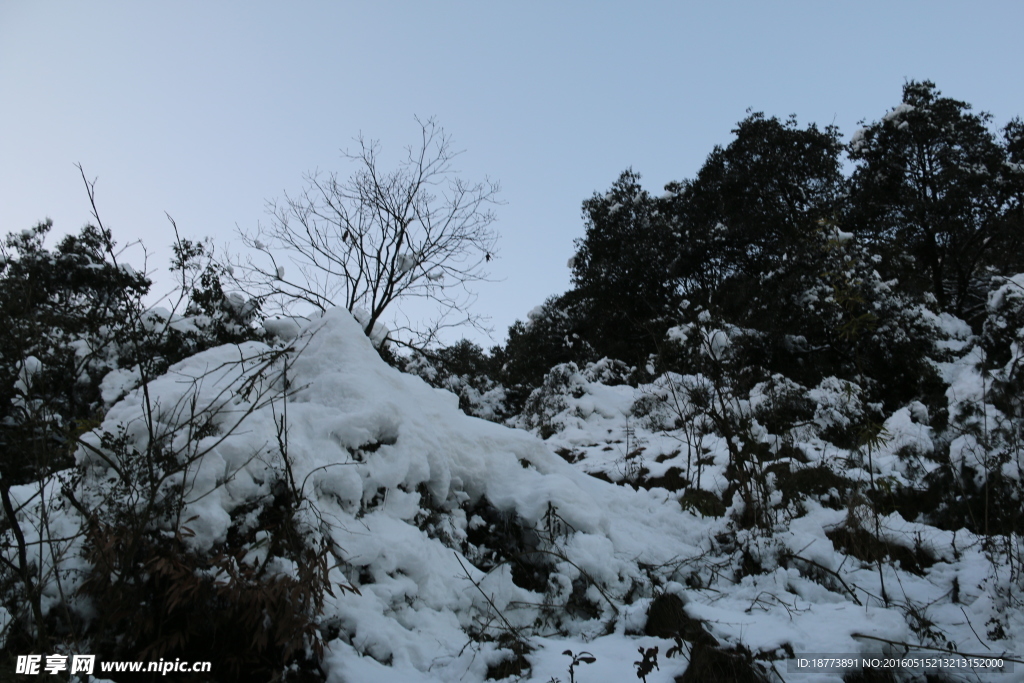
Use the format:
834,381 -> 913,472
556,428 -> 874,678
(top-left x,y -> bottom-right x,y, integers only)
42,308 -> 1022,681
76,309 -> 711,680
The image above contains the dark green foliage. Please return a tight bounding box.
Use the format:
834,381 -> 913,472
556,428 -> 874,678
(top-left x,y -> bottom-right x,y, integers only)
518,363 -> 588,439
922,464 -> 1024,537
0,224 -> 262,485
848,80 -> 1024,320
173,237 -> 263,347
485,634 -> 531,680
987,117 -> 1024,281
560,649 -> 596,683
634,646 -> 659,682
513,87 -> 1023,543
518,359 -> 633,440
752,229 -> 943,411
463,498 -> 553,593
571,170 -> 680,362
511,113 -> 851,399
1006,117 -> 1024,164
980,276 -> 1024,405
498,292 -> 597,414
0,221 -> 159,652
80,499 -> 330,681
668,112 -> 845,306
667,145 -> 938,412
773,464 -> 852,510
922,275 -> 1024,536
825,523 -> 934,576
432,338 -> 498,379
678,489 -> 727,518
639,466 -> 689,492
644,593 -> 710,640
0,222 -> 152,479
402,339 -> 509,421
565,115 -> 845,366
0,219 -> 272,670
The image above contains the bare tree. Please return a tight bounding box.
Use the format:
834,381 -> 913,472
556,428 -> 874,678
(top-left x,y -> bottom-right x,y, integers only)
231,117 -> 500,347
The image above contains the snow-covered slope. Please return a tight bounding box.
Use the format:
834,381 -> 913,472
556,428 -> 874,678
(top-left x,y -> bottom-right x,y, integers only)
14,308 -> 1022,682
66,309 -> 711,681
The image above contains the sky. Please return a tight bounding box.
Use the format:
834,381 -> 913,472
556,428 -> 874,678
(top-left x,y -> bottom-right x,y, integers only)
2,1 -> 1023,347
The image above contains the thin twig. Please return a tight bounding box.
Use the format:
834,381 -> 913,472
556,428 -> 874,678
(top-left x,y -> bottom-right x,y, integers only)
782,553 -> 863,606
453,553 -> 522,636
959,606 -> 991,651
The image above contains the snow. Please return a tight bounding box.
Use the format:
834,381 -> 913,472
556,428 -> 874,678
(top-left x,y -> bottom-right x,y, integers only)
832,228 -> 854,243
98,366 -> 141,404
988,273 -> 1024,312
352,307 -> 390,346
850,127 -> 868,152
14,355 -> 42,394
524,304 -> 545,329
6,307 -> 1023,681
263,314 -> 306,341
396,253 -> 417,273
883,102 -> 916,122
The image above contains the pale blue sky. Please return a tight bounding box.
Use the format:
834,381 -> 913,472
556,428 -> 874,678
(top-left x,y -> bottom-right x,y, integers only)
2,2 -> 1022,345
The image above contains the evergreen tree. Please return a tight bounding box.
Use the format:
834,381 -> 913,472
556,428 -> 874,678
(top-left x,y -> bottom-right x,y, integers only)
570,170 -> 678,363
667,112 -> 846,319
498,292 -> 596,414
992,117 -> 1024,276
848,80 -> 1024,320
0,222 -> 261,488
561,115 -> 845,369
0,222 -> 152,484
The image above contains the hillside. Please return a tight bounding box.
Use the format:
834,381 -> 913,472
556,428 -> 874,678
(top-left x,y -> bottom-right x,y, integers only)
4,307 -> 1021,682
3,79 -> 1023,682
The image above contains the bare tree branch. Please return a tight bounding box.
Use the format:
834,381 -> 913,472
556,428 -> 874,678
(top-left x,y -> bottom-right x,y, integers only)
229,117 -> 500,348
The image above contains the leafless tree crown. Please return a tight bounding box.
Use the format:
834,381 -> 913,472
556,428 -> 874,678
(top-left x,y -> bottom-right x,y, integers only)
232,117 -> 500,347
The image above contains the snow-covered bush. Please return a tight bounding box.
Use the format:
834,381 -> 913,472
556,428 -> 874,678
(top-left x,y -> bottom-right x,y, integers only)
981,274 -> 1024,416
516,359 -> 634,439
931,275 -> 1024,537
74,341 -> 333,679
400,339 -> 509,422
0,220 -> 272,664
519,363 -> 588,439
498,293 -> 597,414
